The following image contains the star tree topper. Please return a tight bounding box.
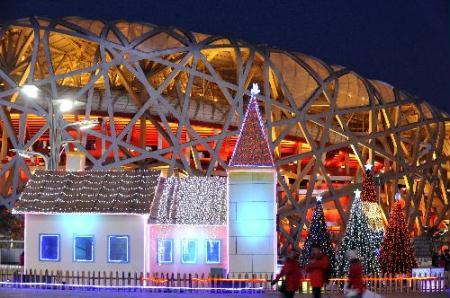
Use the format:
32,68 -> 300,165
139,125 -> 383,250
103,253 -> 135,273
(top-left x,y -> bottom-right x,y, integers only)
250,83 -> 260,96
364,163 -> 373,171
354,188 -> 362,199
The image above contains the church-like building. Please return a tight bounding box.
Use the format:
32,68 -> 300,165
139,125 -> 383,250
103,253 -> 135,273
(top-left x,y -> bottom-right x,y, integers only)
14,84 -> 277,275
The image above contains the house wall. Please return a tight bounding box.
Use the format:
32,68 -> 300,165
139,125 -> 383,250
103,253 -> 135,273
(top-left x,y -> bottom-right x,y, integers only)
25,214 -> 147,273
149,224 -> 228,275
227,168 -> 277,274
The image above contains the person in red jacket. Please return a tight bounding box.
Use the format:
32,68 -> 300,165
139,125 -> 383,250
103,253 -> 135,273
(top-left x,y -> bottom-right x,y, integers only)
271,250 -> 302,298
347,250 -> 365,298
306,245 -> 329,298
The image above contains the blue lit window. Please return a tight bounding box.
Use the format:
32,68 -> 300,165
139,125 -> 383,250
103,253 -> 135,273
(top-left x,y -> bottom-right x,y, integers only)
108,235 -> 129,263
73,236 -> 94,262
181,239 -> 197,264
39,234 -> 60,261
206,239 -> 221,264
157,239 -> 173,264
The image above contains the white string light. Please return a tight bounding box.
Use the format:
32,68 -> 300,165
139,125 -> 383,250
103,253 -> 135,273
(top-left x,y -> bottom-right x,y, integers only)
13,170 -> 160,214
150,176 -> 227,225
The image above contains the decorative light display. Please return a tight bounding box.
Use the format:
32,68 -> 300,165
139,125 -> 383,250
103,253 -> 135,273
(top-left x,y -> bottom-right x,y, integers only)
300,196 -> 335,272
361,164 -> 377,203
13,170 -> 160,214
335,189 -> 381,276
378,200 -> 417,274
150,176 -> 227,225
361,163 -> 385,250
229,83 -> 274,167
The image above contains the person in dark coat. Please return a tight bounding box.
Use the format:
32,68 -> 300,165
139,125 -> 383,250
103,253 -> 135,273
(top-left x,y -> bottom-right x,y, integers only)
271,250 -> 302,298
444,249 -> 450,271
432,252 -> 440,267
346,250 -> 365,298
306,245 -> 329,298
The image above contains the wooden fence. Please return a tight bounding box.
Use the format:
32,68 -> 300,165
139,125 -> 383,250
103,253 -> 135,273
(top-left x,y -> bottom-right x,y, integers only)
0,268 -> 449,294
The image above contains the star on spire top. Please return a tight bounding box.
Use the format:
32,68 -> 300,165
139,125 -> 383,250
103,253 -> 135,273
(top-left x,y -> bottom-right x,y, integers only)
250,83 -> 260,96
364,163 -> 373,171
316,195 -> 323,203
354,188 -> 362,198
395,192 -> 401,201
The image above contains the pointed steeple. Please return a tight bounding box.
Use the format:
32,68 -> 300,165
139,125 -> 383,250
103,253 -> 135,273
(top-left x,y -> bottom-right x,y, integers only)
229,83 -> 274,168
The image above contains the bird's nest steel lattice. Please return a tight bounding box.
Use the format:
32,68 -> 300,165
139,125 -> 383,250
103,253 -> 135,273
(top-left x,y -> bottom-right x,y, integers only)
1,17 -> 449,253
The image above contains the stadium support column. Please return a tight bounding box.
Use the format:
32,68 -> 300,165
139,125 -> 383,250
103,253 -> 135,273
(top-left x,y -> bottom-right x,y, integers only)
228,167 -> 277,274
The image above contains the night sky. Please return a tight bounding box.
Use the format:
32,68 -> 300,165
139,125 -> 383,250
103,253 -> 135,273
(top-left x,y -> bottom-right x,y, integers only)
1,0 -> 449,112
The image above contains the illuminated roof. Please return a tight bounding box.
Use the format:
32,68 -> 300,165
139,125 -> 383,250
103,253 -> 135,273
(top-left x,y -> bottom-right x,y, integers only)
149,176 -> 227,225
14,170 -> 160,214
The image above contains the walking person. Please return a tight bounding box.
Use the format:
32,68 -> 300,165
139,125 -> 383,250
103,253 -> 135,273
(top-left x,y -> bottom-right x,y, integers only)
345,250 -> 365,298
306,245 -> 329,298
271,249 -> 302,298
443,249 -> 450,271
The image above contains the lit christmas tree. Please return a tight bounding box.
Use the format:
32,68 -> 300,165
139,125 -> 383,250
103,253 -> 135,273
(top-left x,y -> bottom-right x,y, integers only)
378,197 -> 417,274
300,195 -> 335,272
361,164 -> 378,203
361,163 -> 385,251
336,189 -> 381,276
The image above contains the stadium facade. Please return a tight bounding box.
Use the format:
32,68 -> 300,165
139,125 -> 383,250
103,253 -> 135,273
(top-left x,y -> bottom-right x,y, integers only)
0,17 -> 449,253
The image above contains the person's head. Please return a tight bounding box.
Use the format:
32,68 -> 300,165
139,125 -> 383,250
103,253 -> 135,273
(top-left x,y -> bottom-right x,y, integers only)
286,249 -> 299,260
311,245 -> 321,256
347,250 -> 358,261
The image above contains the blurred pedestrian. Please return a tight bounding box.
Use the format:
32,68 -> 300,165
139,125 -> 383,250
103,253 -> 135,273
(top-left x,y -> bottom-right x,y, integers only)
306,245 -> 329,298
345,250 -> 365,298
271,250 -> 302,298
432,252 -> 440,267
443,249 -> 450,271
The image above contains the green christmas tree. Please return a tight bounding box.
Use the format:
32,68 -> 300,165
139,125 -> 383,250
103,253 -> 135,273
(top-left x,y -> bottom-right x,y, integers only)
379,199 -> 417,274
336,189 -> 381,276
300,196 -> 335,271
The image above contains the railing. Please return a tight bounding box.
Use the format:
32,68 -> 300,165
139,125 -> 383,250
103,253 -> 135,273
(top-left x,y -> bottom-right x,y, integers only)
0,268 -> 448,294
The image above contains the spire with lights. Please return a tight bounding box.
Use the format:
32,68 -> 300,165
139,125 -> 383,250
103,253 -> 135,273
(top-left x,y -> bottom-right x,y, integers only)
335,188 -> 381,276
300,194 -> 335,271
229,83 -> 274,167
378,194 -> 417,274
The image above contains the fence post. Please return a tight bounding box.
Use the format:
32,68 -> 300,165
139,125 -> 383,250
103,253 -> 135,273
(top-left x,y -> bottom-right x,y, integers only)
145,272 -> 149,289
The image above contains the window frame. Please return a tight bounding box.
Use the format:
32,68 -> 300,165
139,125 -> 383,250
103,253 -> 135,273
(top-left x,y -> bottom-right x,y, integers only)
157,238 -> 174,264
73,235 -> 95,263
205,239 -> 221,264
107,235 -> 130,264
180,239 -> 198,264
39,234 -> 60,262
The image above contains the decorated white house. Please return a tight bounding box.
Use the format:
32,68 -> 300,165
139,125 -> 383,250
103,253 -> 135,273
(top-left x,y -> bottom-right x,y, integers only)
148,176 -> 228,274
14,170 -> 160,274
13,84 -> 278,275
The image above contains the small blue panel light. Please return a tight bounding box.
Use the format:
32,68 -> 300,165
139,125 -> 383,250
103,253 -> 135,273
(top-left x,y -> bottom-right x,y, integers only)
205,239 -> 221,264
108,235 -> 129,263
157,239 -> 173,264
181,239 -> 197,264
39,234 -> 60,262
73,235 -> 94,262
